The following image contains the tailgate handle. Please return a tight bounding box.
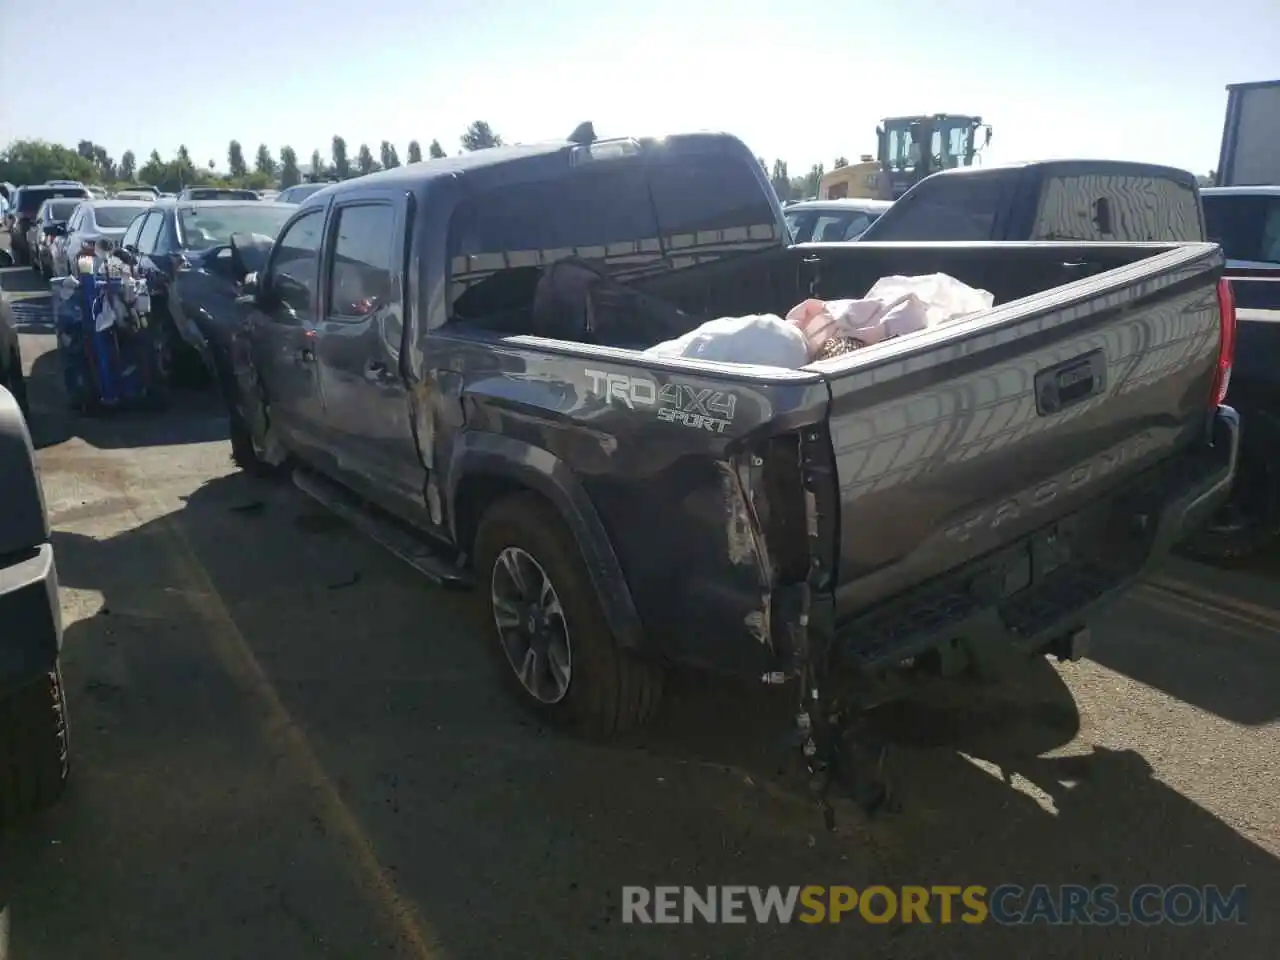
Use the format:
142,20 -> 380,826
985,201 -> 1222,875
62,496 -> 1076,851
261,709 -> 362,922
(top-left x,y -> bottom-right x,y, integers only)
1035,349 -> 1106,416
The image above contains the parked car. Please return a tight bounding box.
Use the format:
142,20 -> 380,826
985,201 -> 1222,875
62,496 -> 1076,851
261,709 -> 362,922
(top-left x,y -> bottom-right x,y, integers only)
52,199 -> 154,277
176,187 -> 259,201
3,184 -> 90,266
27,197 -> 85,278
784,198 -> 892,242
222,131 -> 1238,808
85,185 -> 108,199
117,199 -> 293,384
113,189 -> 159,202
1182,186 -> 1280,561
0,383 -> 70,828
0,294 -> 29,419
275,182 -> 333,204
1201,186 -> 1280,310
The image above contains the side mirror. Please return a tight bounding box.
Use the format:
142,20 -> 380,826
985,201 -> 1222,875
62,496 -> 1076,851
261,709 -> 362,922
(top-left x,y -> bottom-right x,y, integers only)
228,231 -> 273,281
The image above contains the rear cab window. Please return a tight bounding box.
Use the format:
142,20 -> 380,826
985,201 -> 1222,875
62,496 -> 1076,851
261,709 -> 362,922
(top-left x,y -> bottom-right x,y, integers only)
447,148 -> 781,321
1032,173 -> 1203,242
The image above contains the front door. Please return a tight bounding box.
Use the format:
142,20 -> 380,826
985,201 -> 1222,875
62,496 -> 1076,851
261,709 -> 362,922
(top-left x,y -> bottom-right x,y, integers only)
248,207 -> 328,461
311,199 -> 423,520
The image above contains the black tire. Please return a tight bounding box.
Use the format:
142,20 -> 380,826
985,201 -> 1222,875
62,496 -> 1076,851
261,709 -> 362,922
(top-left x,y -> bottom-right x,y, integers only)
1181,427 -> 1280,564
474,494 -> 664,737
1,349 -> 28,421
0,669 -> 71,828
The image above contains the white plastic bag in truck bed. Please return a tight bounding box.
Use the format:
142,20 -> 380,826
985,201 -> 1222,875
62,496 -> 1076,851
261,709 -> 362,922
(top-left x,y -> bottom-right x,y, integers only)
643,313 -> 810,367
643,273 -> 993,368
790,273 -> 994,359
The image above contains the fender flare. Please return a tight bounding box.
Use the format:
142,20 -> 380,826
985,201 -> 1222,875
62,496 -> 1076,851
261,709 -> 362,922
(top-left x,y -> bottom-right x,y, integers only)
446,431 -> 646,651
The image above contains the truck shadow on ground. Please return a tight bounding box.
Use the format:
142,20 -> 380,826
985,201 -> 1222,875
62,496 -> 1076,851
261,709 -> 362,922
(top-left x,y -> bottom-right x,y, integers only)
6,471 -> 1277,958
25,347 -> 228,451
1086,555 -> 1280,728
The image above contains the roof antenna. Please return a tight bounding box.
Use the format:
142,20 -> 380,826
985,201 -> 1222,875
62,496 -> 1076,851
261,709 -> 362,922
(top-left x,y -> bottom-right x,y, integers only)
568,122 -> 596,145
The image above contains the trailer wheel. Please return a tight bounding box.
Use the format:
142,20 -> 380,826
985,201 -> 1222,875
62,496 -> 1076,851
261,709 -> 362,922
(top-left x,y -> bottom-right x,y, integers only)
474,493 -> 664,736
0,669 -> 71,828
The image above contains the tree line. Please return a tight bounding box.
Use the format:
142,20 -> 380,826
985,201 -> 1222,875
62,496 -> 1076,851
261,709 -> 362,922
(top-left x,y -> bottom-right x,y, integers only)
765,157 -> 850,203
3,119 -> 864,203
0,121 -> 506,194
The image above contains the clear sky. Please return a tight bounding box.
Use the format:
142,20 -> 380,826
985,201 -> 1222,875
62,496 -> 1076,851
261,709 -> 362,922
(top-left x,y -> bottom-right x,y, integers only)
2,0 -> 1276,176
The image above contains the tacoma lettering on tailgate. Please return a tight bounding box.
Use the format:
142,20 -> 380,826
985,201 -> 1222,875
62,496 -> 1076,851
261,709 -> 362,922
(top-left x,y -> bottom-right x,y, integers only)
943,430 -> 1162,543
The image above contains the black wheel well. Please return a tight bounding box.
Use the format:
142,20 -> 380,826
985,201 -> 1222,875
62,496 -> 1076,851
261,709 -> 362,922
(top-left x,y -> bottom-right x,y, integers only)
452,473 -> 556,565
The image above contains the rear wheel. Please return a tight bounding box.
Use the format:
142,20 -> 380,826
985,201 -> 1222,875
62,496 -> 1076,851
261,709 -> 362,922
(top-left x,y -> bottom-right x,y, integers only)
1182,416 -> 1280,563
6,350 -> 29,421
474,494 -> 664,736
0,669 -> 71,828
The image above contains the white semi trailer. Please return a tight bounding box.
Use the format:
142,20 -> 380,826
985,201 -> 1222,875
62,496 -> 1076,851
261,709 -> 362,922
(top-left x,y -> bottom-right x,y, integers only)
1215,79 -> 1280,186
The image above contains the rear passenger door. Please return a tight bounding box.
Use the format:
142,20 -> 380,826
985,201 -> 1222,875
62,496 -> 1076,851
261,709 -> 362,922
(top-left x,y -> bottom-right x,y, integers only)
311,197 -> 418,514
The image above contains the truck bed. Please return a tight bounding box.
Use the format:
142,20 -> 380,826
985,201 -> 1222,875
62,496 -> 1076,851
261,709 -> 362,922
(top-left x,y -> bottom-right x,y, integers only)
443,240 -> 1234,678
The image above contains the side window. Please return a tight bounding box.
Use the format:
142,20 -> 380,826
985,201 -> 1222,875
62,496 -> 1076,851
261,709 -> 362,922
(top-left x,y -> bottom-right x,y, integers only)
137,213 -> 164,253
67,208 -> 82,230
841,213 -> 873,240
121,213 -> 146,249
448,165 -> 659,317
646,155 -> 782,268
1260,200 -> 1280,264
327,204 -> 396,318
268,210 -> 325,315
868,175 -> 1005,241
785,211 -> 815,243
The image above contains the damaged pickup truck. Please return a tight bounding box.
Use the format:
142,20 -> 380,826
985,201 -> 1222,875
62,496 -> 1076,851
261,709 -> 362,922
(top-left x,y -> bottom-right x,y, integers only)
222,127 -> 1239,816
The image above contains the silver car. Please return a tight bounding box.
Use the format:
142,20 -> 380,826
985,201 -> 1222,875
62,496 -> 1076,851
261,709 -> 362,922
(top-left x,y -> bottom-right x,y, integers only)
54,199 -> 154,275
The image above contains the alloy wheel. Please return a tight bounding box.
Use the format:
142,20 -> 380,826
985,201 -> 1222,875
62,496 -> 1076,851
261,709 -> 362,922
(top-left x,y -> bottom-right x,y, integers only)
490,546 -> 572,704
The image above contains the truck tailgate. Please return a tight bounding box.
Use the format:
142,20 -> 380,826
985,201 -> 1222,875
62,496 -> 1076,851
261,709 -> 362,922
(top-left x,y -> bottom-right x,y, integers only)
813,244 -> 1227,634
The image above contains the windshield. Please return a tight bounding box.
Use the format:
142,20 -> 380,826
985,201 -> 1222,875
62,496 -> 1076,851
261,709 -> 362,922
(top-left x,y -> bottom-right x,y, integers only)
185,188 -> 260,201
282,183 -> 328,203
94,204 -> 150,229
46,200 -> 81,220
177,205 -> 292,249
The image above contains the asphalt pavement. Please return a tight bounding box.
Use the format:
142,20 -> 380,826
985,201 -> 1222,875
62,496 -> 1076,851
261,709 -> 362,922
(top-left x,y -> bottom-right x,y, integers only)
1,260 -> 1278,959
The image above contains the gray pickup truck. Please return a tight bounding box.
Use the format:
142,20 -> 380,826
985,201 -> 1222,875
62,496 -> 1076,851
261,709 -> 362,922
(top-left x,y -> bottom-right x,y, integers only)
0,386 -> 69,828
221,129 -> 1239,812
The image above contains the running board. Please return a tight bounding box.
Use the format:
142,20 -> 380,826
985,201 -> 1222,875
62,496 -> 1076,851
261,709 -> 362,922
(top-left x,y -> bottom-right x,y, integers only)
292,468 -> 472,588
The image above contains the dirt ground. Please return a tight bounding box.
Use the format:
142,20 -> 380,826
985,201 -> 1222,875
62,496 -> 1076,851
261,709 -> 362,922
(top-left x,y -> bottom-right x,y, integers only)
2,261 -> 1278,959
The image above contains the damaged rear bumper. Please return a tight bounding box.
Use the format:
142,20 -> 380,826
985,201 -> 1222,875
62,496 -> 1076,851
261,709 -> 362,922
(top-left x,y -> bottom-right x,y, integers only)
815,405 -> 1240,675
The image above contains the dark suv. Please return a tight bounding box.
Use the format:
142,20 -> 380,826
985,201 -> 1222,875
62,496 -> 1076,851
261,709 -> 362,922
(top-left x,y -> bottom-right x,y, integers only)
4,184 -> 91,266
